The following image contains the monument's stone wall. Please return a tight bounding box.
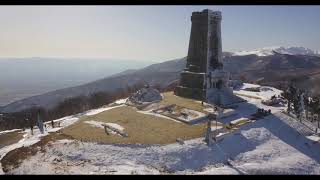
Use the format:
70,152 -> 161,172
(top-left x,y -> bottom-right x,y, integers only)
175,9 -> 245,106
179,72 -> 205,89
175,9 -> 220,101
174,86 -> 205,100
186,12 -> 209,73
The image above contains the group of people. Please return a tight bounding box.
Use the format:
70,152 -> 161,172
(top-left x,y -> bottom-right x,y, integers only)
256,108 -> 272,116
26,110 -> 60,135
250,108 -> 272,120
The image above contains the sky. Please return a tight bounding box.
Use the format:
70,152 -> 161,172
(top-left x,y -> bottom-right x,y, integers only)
0,5 -> 320,62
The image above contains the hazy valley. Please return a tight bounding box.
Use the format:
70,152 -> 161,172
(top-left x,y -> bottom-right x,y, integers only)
0,58 -> 153,107
2,46 -> 320,113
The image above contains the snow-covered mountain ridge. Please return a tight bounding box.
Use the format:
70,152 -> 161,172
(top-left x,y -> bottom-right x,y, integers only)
231,46 -> 320,57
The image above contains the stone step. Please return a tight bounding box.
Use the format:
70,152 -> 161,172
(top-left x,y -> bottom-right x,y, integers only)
277,112 -> 315,136
207,89 -> 246,107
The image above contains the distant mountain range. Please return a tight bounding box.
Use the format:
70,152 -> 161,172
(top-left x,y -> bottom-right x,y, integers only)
2,46 -> 320,113
231,46 -> 320,57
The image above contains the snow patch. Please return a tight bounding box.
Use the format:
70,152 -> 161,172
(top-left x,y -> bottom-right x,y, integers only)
83,121 -> 125,136
104,123 -> 124,132
84,121 -> 105,129
83,105 -> 124,116
51,139 -> 74,145
0,129 -> 22,135
49,116 -> 79,128
114,98 -> 127,105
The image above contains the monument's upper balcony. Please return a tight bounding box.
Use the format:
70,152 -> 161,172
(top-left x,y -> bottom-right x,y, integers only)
203,9 -> 221,18
191,9 -> 222,22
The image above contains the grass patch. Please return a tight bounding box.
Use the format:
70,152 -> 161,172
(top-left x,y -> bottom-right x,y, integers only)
0,131 -> 24,149
159,92 -> 206,113
62,105 -> 207,145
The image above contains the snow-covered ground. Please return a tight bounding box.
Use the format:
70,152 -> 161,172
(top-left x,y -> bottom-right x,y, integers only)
234,83 -> 283,101
9,115 -> 320,174
2,84 -> 320,174
0,115 -> 79,165
0,104 -> 125,174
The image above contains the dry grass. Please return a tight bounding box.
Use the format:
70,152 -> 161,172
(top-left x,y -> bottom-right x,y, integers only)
159,92 -> 206,113
0,131 -> 24,149
62,105 -> 207,145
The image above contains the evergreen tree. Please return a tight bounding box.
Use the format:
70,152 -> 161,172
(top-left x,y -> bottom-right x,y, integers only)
309,97 -> 320,127
281,88 -> 291,113
298,91 -> 306,121
292,89 -> 300,118
304,92 -> 311,120
283,83 -> 297,113
314,97 -> 320,128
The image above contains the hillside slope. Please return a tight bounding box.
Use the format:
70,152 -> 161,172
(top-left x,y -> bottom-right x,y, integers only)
0,58 -> 185,113
3,52 -> 320,113
1,84 -> 319,174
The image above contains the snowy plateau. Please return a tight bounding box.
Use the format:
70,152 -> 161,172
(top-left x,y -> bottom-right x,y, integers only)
0,84 -> 320,175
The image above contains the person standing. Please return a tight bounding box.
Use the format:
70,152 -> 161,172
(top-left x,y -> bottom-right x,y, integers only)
30,124 -> 33,135
37,109 -> 44,134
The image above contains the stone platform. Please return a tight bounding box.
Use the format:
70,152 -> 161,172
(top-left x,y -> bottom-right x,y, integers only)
206,88 -> 246,107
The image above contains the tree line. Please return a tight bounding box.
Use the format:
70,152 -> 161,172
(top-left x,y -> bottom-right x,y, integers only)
281,83 -> 320,128
0,82 -> 162,131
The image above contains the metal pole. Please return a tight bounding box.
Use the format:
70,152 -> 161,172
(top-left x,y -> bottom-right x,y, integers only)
205,118 -> 212,145
215,118 -> 218,142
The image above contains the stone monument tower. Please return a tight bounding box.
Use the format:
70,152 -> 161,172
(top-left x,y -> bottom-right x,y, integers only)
174,9 -> 244,106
